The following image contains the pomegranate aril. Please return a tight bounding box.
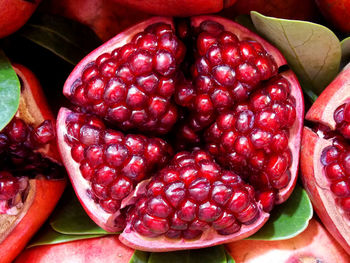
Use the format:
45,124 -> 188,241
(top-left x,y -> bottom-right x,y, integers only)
0,174 -> 19,201
217,221 -> 241,235
330,180 -> 350,197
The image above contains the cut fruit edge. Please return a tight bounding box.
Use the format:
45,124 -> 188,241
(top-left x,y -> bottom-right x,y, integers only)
0,178 -> 66,263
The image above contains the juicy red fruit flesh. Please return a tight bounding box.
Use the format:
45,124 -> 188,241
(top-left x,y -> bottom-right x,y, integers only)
64,110 -> 172,214
0,116 -> 61,215
129,150 -> 260,239
69,22 -> 186,135
60,16 -> 302,251
319,101 -> 350,216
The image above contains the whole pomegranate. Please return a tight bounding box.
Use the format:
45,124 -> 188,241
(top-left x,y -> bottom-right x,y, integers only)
15,235 -> 134,263
57,16 -> 304,251
0,0 -> 41,38
315,0 -> 350,32
110,0 -> 237,17
226,219 -> 350,263
0,64 -> 65,263
301,63 -> 350,254
221,0 -> 318,21
45,0 -> 151,41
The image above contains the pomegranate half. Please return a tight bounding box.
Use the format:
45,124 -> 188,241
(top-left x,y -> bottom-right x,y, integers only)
0,64 -> 65,263
57,16 -> 304,251
301,63 -> 350,254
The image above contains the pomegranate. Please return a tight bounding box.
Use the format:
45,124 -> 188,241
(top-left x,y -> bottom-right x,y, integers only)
45,0 -> 151,41
315,0 -> 350,33
0,0 -> 41,38
226,219 -> 350,263
110,0 -> 237,17
301,63 -> 350,254
221,0 -> 318,21
57,16 -> 304,251
0,64 -> 65,263
14,235 -> 134,263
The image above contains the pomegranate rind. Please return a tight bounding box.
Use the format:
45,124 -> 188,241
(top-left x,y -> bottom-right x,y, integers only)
276,70 -> 304,204
110,0 -> 236,17
63,16 -> 174,99
300,127 -> 350,254
306,63 -> 350,130
57,107 -> 120,232
226,219 -> 350,263
0,179 -> 66,263
190,15 -> 287,68
14,235 -> 134,263
119,210 -> 268,252
13,64 -> 61,163
0,0 -> 41,38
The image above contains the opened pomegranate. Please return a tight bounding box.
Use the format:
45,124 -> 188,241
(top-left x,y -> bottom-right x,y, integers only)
301,63 -> 350,254
0,64 -> 65,263
57,16 -> 303,251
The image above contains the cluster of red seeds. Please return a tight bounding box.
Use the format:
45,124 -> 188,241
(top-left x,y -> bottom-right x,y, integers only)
205,76 -> 296,194
64,111 -> 173,213
0,117 -> 56,171
175,20 -> 278,144
319,103 -> 350,215
128,150 -> 259,239
63,19 -> 298,238
334,102 -> 350,139
69,23 -> 186,135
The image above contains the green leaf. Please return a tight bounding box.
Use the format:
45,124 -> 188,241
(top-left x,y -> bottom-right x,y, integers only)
28,224 -> 104,248
251,11 -> 341,96
148,246 -> 227,263
249,184 -> 313,240
341,37 -> 350,68
50,190 -> 109,235
19,13 -> 102,65
0,50 -> 20,130
225,249 -> 235,263
129,250 -> 150,263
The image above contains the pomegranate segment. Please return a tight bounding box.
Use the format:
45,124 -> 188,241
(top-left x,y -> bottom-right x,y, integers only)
57,107 -> 173,231
119,150 -> 268,251
65,18 -> 184,135
59,16 -> 304,250
205,71 -> 303,207
301,64 -> 350,254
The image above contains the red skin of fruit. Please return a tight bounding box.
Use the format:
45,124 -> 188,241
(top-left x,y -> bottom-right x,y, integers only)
0,0 -> 41,38
45,0 -> 151,41
226,219 -> 350,263
220,0 -> 318,21
110,0 -> 237,17
14,235 -> 134,263
0,64 -> 66,263
1,179 -> 65,263
315,0 -> 350,33
301,63 -> 350,254
59,15 -> 303,251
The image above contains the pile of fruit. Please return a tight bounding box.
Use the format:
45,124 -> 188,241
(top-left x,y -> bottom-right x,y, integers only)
1,0 -> 350,262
